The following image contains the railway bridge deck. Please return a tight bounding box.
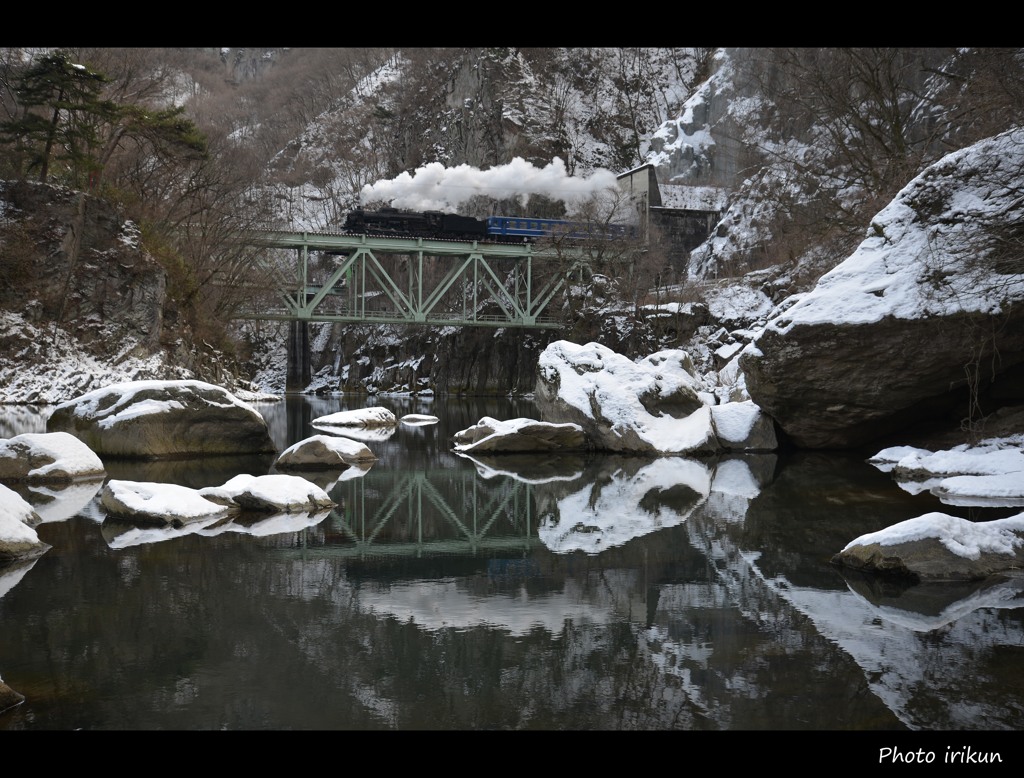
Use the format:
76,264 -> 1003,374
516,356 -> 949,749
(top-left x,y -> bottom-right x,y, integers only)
239,229 -> 595,329
234,228 -> 620,390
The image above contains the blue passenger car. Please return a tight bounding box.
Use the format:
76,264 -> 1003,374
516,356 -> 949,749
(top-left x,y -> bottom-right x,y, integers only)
485,216 -> 636,241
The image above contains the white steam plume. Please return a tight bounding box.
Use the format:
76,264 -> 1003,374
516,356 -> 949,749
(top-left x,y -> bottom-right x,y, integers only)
359,157 -> 620,212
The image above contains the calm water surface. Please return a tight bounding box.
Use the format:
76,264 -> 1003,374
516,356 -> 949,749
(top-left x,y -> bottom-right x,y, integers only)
1,395 -> 1023,733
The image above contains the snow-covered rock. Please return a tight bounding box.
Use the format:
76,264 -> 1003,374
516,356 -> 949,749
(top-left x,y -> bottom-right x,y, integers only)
833,511 -> 1024,582
741,127 -> 1024,449
534,340 -> 775,455
101,480 -> 234,525
868,435 -> 1024,507
453,417 -> 587,453
0,484 -> 50,560
311,407 -> 398,428
46,380 -> 276,459
0,431 -> 105,483
199,473 -> 335,514
275,434 -> 377,470
102,473 -> 336,525
710,400 -> 777,452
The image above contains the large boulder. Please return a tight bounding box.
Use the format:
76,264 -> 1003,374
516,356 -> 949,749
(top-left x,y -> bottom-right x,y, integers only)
311,407 -> 397,429
46,380 -> 276,459
453,417 -> 588,453
275,434 -> 377,470
101,474 -> 335,525
199,474 -> 335,514
0,432 -> 105,482
741,128 -> 1024,449
832,511 -> 1024,582
535,340 -> 775,455
101,480 -> 234,525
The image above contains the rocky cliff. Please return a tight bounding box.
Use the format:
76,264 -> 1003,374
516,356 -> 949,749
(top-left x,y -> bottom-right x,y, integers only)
0,180 -> 240,403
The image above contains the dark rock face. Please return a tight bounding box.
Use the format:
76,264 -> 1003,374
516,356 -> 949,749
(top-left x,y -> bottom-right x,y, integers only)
741,310 -> 1024,449
47,381 -> 276,459
0,180 -> 166,355
320,323 -> 553,395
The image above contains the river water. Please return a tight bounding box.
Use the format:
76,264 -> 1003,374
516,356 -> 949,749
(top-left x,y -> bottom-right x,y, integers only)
1,394 -> 1022,736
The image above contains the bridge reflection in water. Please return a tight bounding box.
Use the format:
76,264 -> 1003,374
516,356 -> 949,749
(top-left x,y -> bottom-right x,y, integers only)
293,463 -> 545,560
279,449 -> 748,563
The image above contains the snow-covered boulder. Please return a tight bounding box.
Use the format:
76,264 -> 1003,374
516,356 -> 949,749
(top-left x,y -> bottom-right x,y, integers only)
0,484 -> 50,560
102,473 -> 336,525
275,434 -> 377,470
833,511 -> 1024,582
101,480 -> 234,525
868,435 -> 1024,507
741,128 -> 1024,449
535,340 -> 772,455
453,417 -> 588,453
46,380 -> 276,459
311,407 -> 397,428
199,474 -> 335,514
0,432 -> 105,483
710,401 -> 777,452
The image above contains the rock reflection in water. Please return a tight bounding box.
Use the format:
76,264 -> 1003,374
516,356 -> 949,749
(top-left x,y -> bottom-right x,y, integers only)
102,453 -> 278,490
9,478 -> 104,523
838,568 -> 1024,630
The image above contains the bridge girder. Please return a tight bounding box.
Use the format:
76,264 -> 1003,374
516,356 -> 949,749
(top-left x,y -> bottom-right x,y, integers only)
237,230 -> 594,329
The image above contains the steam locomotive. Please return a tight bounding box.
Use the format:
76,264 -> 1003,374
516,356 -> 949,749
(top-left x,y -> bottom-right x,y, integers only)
343,207 -> 637,242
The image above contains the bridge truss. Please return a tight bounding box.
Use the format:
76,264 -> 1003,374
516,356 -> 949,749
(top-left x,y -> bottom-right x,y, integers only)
278,465 -> 543,560
239,230 -> 595,329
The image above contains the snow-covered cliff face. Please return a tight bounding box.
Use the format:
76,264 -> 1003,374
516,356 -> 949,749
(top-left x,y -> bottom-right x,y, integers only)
645,48 -> 751,188
655,48 -> 1024,284
263,48 -> 704,231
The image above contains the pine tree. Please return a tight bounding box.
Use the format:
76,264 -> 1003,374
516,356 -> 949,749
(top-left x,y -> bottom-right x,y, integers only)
0,49 -> 207,189
0,50 -> 116,184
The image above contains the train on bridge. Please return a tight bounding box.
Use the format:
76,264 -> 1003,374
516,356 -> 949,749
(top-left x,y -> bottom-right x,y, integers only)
343,207 -> 638,243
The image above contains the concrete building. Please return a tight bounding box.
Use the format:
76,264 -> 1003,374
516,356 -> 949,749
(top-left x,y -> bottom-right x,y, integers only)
617,164 -> 727,272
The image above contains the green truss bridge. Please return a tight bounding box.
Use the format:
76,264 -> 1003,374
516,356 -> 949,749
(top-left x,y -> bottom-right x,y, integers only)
239,229 -> 597,330
233,227 -> 636,390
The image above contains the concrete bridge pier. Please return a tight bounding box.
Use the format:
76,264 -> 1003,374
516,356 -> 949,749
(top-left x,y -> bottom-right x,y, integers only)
286,319 -> 312,392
